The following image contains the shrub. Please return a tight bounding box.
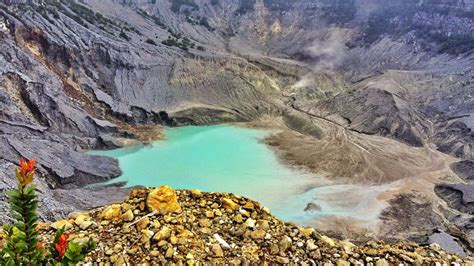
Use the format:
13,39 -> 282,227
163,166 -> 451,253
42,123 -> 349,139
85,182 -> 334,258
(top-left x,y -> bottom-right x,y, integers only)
162,36 -> 195,51
0,158 -> 96,265
145,38 -> 157,45
199,17 -> 215,32
283,113 -> 323,138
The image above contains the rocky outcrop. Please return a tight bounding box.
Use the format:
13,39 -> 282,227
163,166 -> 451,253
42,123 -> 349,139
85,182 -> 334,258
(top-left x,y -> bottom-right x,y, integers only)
311,87 -> 427,146
14,186 -> 470,264
435,184 -> 474,215
452,159 -> 474,181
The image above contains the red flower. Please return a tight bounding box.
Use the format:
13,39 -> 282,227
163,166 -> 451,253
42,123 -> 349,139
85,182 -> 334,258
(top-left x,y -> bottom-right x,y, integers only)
19,158 -> 36,177
55,234 -> 69,259
35,241 -> 47,254
16,158 -> 36,188
35,241 -> 44,250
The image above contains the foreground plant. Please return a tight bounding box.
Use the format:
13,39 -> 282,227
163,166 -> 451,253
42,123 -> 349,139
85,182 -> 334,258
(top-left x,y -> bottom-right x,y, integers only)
0,158 -> 95,265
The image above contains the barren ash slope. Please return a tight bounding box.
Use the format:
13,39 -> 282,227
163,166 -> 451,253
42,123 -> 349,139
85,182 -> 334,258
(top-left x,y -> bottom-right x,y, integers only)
0,0 -> 473,259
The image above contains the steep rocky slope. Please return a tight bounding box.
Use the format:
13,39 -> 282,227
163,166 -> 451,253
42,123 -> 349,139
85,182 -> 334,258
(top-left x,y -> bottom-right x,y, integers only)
0,0 -> 472,254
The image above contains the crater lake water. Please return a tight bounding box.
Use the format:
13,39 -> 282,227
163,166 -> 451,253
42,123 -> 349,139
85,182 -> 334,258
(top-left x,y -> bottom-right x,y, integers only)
90,125 -> 397,226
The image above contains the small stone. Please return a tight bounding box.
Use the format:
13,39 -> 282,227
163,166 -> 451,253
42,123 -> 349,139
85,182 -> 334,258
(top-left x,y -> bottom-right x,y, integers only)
139,202 -> 146,211
244,218 -> 256,228
376,259 -> 389,266
142,229 -> 154,242
200,228 -> 212,235
221,198 -> 239,211
211,203 -> 219,209
137,217 -> 150,229
270,244 -> 279,255
211,244 -> 224,257
116,256 -> 126,265
276,257 -> 290,264
147,186 -> 182,214
240,209 -> 251,217
165,247 -> 174,258
114,243 -> 123,253
72,236 -> 89,245
121,209 -> 134,222
429,243 -> 441,251
336,259 -> 350,266
153,226 -> 172,241
79,221 -> 95,230
243,201 -> 255,210
50,220 -> 73,231
191,189 -> 202,198
150,250 -> 160,257
205,211 -> 215,218
121,203 -> 133,212
67,211 -> 82,220
262,206 -> 271,214
186,253 -> 194,260
105,248 -> 114,256
74,214 -> 90,226
306,240 -> 318,251
100,204 -> 122,221
233,214 -> 244,223
320,235 -> 336,247
170,235 -> 178,245
150,220 -> 160,228
278,236 -> 292,253
299,227 -> 315,238
214,209 -> 223,216
256,220 -> 270,231
199,219 -> 212,228
250,229 -> 266,240
163,215 -> 174,223
304,202 -> 321,212
340,240 -> 356,254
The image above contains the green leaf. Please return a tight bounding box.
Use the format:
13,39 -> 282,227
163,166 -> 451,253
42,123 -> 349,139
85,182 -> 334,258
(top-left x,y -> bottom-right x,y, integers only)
6,189 -> 21,198
14,242 -> 27,251
5,258 -> 16,266
24,185 -> 37,195
53,227 -> 65,244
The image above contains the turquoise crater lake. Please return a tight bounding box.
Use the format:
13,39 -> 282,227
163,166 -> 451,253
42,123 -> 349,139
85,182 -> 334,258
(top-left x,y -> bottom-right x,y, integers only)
91,125 -> 392,226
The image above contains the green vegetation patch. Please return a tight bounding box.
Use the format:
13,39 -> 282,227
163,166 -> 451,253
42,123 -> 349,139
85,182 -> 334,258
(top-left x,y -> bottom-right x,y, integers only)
283,112 -> 323,139
162,36 -> 195,51
186,15 -> 215,32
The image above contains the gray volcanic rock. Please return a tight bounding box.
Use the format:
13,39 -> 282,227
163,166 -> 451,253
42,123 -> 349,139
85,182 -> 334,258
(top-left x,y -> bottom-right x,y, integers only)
452,159 -> 474,181
379,193 -> 446,243
0,120 -> 121,187
312,87 -> 427,146
435,184 -> 474,215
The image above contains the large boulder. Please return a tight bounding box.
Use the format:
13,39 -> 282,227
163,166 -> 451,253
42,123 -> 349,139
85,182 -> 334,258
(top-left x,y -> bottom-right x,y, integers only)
146,186 -> 182,214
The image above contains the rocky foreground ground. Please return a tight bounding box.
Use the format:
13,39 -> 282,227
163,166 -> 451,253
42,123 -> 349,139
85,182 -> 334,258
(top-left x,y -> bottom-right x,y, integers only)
1,186 -> 469,265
